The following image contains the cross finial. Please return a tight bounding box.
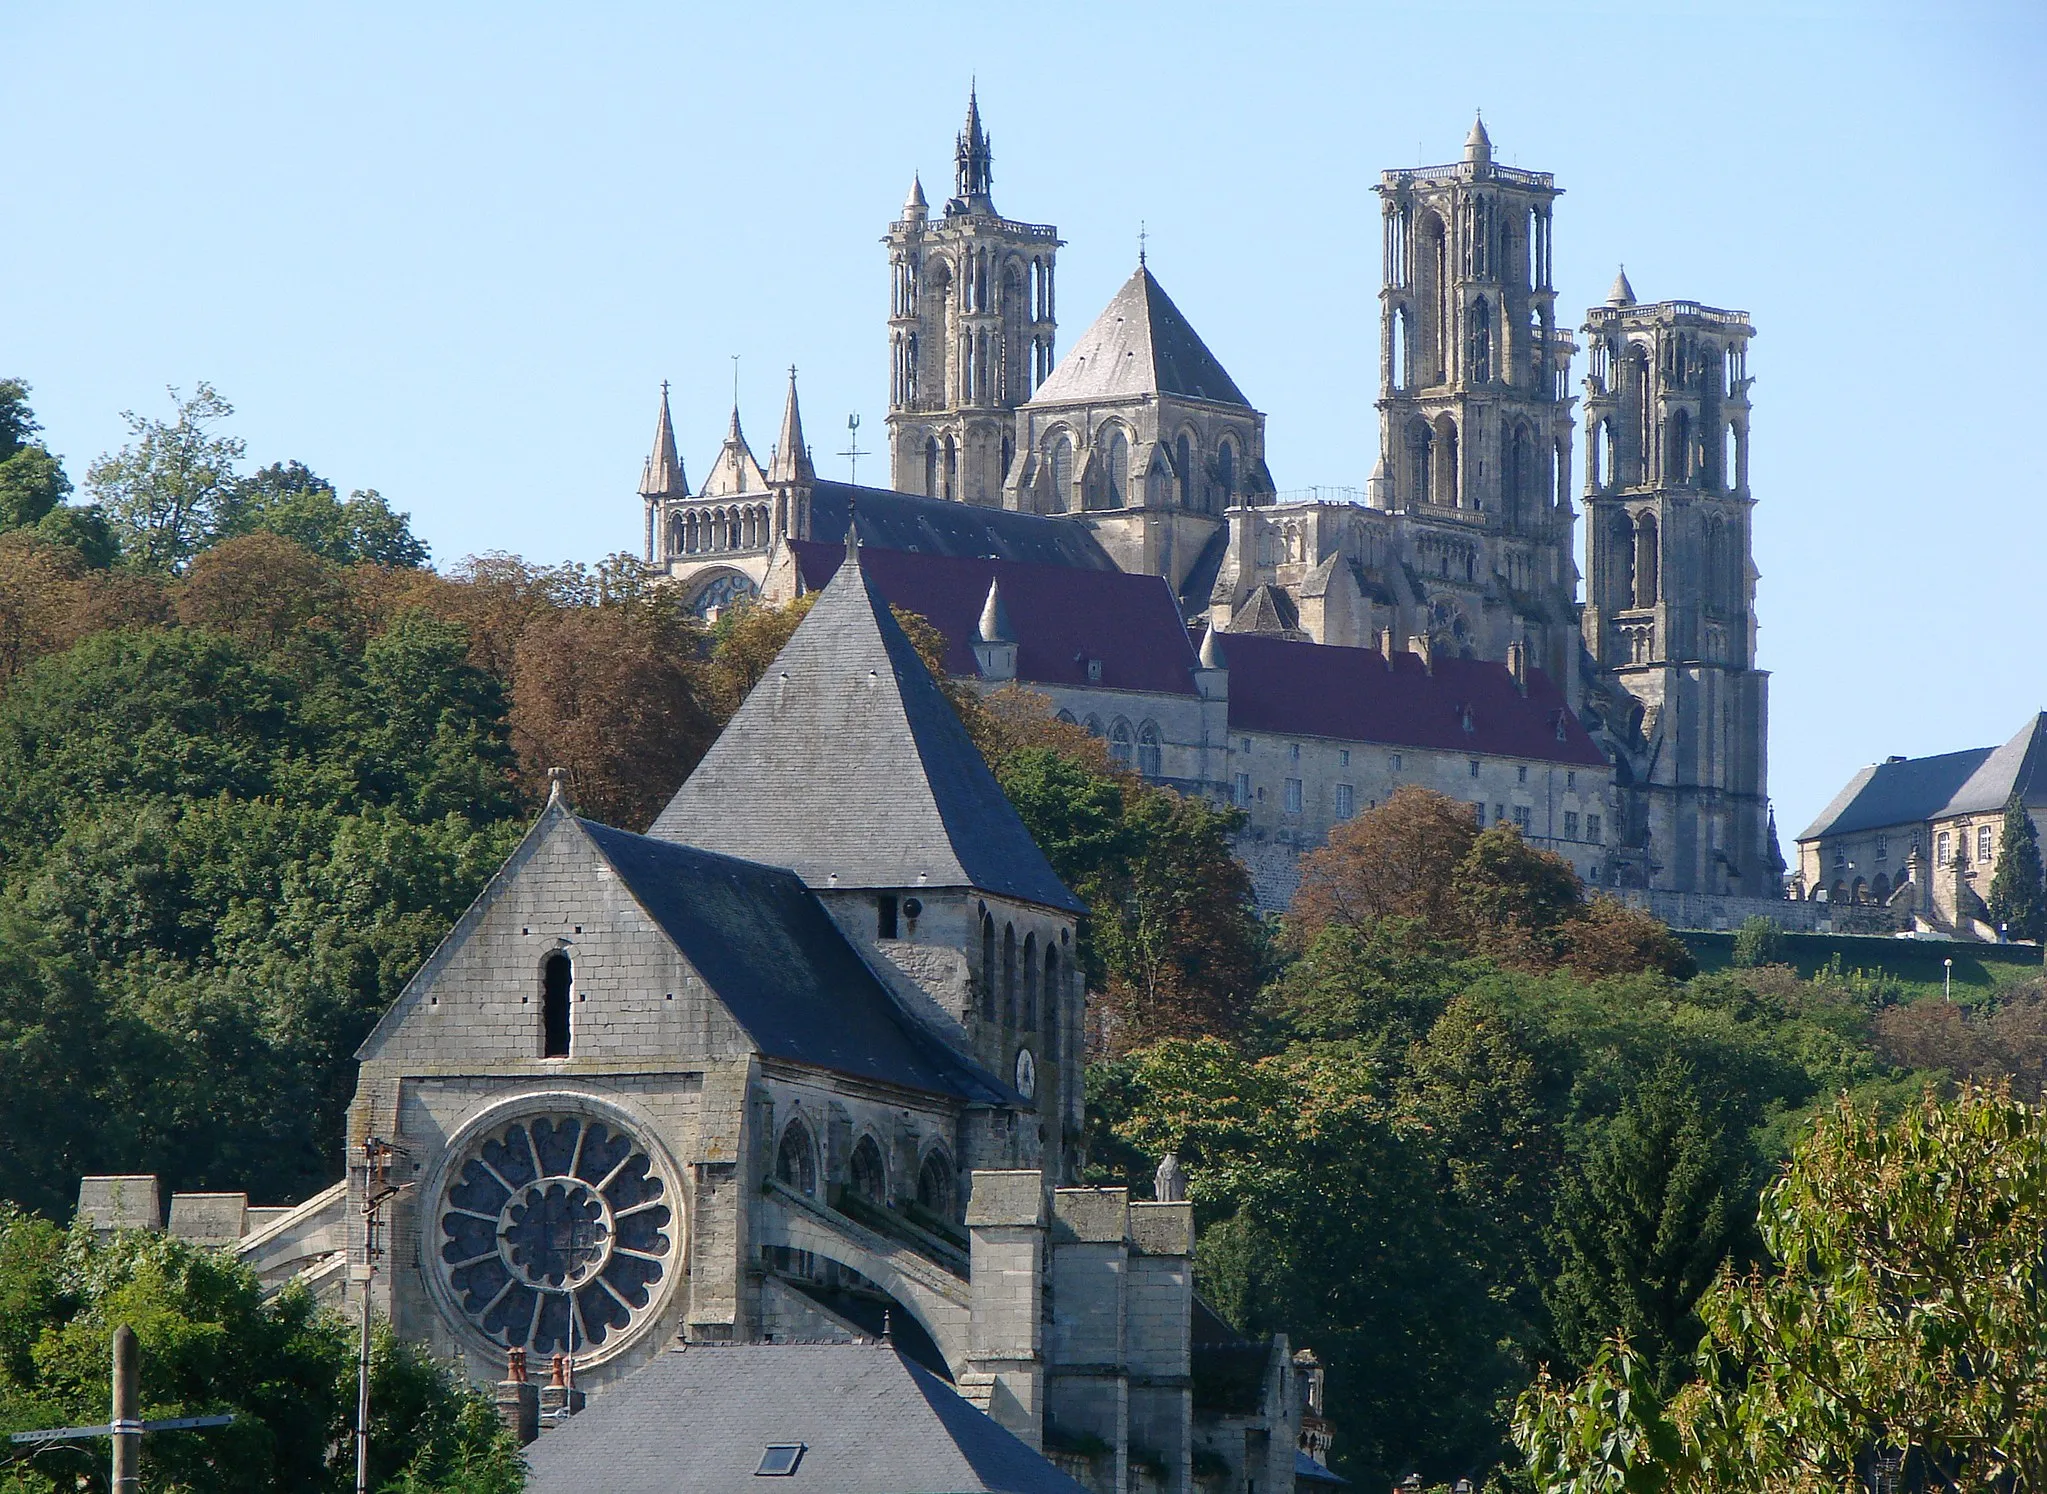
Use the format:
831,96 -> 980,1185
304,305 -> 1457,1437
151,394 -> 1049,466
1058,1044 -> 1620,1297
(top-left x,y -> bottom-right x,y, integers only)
660,378 -> 669,396
1138,220 -> 1147,267
731,354 -> 740,407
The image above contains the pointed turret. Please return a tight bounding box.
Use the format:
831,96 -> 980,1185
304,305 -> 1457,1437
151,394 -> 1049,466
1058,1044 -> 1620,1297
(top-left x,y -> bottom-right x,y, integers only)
1606,266 -> 1637,307
1464,112 -> 1492,166
974,577 -> 1013,645
767,367 -> 815,485
953,84 -> 993,210
700,403 -> 768,498
903,173 -> 928,221
1198,622 -> 1222,670
638,382 -> 688,499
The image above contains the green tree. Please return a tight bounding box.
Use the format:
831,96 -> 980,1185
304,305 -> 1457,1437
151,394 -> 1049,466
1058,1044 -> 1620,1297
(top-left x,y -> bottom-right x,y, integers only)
221,461 -> 429,568
1542,1062 -> 1749,1396
0,1211 -> 521,1493
1727,914 -> 1782,969
86,383 -> 245,572
1516,1085 -> 2047,1494
0,379 -> 74,534
1987,792 -> 2046,942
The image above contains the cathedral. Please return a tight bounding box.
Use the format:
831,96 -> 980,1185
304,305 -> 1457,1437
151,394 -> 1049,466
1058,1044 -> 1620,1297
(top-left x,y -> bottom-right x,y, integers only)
639,96 -> 1778,905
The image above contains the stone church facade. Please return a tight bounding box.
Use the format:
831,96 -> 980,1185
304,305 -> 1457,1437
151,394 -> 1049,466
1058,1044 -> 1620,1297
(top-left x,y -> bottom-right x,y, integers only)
638,96 -> 1775,904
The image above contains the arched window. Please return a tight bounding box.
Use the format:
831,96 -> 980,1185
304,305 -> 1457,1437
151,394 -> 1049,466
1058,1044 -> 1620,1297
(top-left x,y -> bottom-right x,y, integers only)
1434,417 -> 1460,507
1001,924 -> 1018,1026
924,438 -> 939,499
1137,721 -> 1163,780
1104,427 -> 1130,508
1410,420 -> 1432,506
943,435 -> 957,501
1048,434 -> 1074,513
1020,932 -> 1037,1030
776,1119 -> 817,1197
981,912 -> 997,1017
1176,432 -> 1195,510
1668,408 -> 1692,484
542,952 -> 572,1057
1634,512 -> 1659,607
1216,440 -> 1237,506
1469,296 -> 1492,383
1083,714 -> 1103,737
1614,513 -> 1636,608
1393,305 -> 1411,390
916,1151 -> 954,1218
1703,520 -> 1725,611
1725,420 -> 1740,491
1630,348 -> 1652,483
1055,709 -> 1078,725
1043,946 -> 1060,1059
849,1135 -> 887,1202
1509,423 -> 1532,521
1872,873 -> 1891,904
1109,718 -> 1135,768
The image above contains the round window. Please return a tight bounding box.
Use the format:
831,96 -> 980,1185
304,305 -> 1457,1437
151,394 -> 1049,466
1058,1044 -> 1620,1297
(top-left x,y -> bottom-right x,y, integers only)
435,1112 -> 677,1358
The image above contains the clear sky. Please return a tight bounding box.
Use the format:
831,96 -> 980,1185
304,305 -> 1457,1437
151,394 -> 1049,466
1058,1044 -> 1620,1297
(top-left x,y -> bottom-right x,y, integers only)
3,1 -> 2042,843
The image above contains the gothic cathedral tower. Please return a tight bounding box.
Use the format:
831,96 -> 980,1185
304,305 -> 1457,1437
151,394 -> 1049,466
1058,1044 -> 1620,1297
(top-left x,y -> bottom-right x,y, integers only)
1370,118 -> 1581,694
885,90 -> 1061,506
1580,275 -> 1772,895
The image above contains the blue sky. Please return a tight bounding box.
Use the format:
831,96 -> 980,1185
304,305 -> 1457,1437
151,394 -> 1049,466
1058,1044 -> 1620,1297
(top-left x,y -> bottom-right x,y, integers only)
3,1 -> 2041,840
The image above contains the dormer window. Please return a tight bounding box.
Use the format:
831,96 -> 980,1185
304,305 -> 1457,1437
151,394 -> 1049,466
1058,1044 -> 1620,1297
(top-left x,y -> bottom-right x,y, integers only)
542,952 -> 572,1058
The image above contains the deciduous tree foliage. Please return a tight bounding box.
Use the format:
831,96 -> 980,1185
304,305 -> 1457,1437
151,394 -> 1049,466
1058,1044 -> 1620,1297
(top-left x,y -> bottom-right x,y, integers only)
86,383 -> 247,572
1515,1085 -> 2047,1494
0,1210 -> 521,1493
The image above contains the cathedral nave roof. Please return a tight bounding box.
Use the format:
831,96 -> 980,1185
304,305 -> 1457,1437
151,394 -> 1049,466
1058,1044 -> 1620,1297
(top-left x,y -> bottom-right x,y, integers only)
802,482 -> 1117,572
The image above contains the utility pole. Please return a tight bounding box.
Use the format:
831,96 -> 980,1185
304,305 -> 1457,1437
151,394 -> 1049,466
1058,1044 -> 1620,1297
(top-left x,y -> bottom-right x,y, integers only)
8,1325 -> 233,1484
356,1137 -> 410,1494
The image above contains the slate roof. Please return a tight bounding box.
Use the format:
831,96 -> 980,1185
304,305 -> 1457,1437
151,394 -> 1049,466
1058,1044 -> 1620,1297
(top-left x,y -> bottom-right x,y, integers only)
1030,266 -> 1252,408
651,545 -> 1085,914
1214,633 -> 1608,766
804,482 -> 1117,571
1798,713 -> 2047,842
789,542 -> 1200,698
522,1342 -> 1092,1494
578,817 -> 1008,1104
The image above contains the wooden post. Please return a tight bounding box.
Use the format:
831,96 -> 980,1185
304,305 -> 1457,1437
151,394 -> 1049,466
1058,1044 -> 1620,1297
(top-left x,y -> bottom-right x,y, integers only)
110,1324 -> 138,1493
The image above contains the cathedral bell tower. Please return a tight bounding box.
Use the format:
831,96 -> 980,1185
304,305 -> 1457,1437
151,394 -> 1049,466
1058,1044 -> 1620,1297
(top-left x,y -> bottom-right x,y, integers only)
885,90 -> 1061,506
1580,275 -> 1770,895
1370,118 -> 1581,694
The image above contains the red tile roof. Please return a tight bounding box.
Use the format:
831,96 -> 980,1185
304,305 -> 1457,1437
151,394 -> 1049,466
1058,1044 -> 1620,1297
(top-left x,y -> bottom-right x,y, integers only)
1215,632 -> 1608,767
791,541 -> 1200,697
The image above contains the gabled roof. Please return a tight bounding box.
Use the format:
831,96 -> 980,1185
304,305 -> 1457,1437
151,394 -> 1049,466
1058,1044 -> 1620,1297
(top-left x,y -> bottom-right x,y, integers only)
1030,266 -> 1252,408
1214,633 -> 1608,766
788,541 -> 1200,698
803,483 -> 1117,570
579,818 -> 1008,1103
1798,713 -> 2047,841
701,407 -> 768,497
523,1342 -> 1091,1494
651,545 -> 1085,914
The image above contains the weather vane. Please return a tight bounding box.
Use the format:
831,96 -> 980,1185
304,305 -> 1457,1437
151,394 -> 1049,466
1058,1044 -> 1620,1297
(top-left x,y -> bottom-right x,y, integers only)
841,413 -> 868,485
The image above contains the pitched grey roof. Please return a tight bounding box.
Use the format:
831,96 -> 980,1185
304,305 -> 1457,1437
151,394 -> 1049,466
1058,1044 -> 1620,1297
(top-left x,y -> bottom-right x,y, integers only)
578,816 -> 1008,1103
1797,713 -> 2047,841
804,483 -> 1117,571
522,1342 -> 1092,1494
650,545 -> 1085,914
1030,266 -> 1252,408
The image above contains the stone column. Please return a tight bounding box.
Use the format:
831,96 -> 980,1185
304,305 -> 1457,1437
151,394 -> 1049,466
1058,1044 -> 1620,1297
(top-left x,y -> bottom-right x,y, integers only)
965,1170 -> 1048,1449
1046,1188 -> 1130,1494
1126,1201 -> 1194,1494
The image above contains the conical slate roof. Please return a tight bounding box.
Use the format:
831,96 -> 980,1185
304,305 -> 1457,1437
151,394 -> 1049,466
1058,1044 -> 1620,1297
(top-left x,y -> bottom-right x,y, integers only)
1607,267 -> 1637,307
649,543 -> 1083,913
1030,265 -> 1251,408
1464,112 -> 1492,163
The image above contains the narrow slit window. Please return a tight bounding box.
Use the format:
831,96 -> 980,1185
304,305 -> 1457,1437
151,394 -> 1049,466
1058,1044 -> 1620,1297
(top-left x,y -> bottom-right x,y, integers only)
542,952 -> 572,1057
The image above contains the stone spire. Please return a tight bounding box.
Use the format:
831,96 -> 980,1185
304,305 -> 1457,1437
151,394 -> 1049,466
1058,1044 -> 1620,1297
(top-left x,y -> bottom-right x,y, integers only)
954,84 -> 993,208
1606,266 -> 1637,306
1463,112 -> 1492,166
638,382 -> 688,499
903,173 -> 928,221
767,367 -> 815,485
975,577 -> 1013,645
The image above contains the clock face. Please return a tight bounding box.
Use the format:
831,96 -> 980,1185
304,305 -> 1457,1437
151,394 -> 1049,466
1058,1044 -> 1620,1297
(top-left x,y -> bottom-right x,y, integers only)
433,1110 -> 679,1360
1014,1047 -> 1036,1102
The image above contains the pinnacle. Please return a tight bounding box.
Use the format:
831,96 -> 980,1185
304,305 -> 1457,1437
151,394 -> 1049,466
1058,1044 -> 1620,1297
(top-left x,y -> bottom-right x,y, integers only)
1607,266 -> 1637,307
638,382 -> 688,499
767,366 -> 815,485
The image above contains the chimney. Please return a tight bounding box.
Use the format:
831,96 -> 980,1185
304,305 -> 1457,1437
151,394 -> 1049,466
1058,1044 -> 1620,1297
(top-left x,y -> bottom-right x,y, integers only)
1507,640 -> 1528,696
1414,632 -> 1433,674
1377,626 -> 1397,670
496,1348 -> 539,1446
539,1353 -> 585,1429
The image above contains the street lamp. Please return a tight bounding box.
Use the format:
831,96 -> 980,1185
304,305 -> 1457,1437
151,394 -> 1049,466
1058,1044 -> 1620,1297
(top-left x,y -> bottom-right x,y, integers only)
1944,957 -> 1953,1003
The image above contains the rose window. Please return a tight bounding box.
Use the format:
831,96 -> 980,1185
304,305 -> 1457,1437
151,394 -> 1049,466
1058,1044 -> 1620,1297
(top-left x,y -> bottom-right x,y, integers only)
436,1115 -> 675,1355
